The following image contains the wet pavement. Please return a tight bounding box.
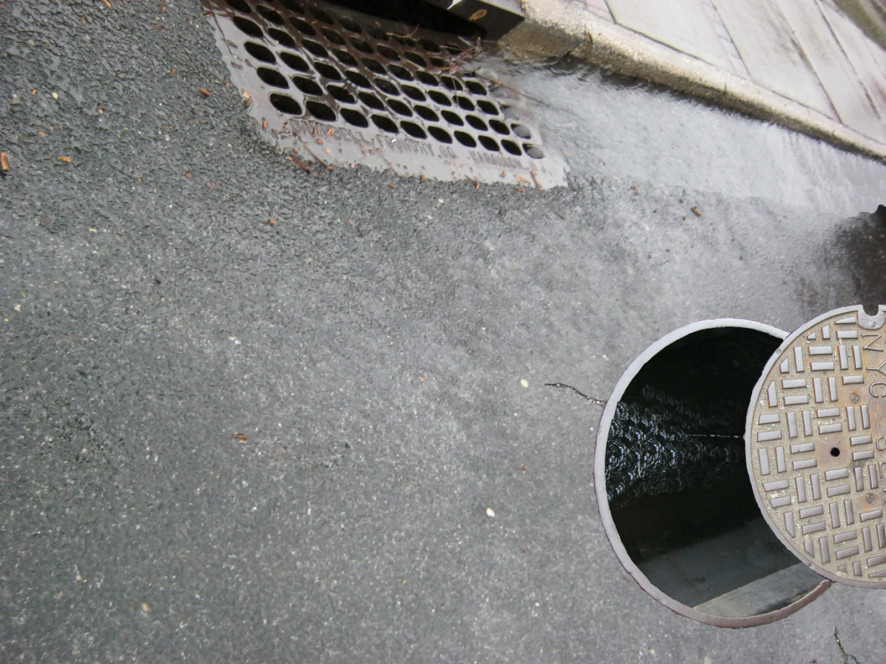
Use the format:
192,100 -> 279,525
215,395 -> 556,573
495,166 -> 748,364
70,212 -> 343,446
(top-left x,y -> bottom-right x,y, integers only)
2,1 -> 886,662
509,0 -> 886,160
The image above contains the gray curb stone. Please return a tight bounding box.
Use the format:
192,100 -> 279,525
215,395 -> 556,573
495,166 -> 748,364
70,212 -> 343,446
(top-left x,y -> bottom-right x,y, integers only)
499,0 -> 886,161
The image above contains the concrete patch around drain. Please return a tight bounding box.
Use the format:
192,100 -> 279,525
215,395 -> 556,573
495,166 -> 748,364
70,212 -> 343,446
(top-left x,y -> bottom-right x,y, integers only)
747,304 -> 886,588
202,0 -> 567,187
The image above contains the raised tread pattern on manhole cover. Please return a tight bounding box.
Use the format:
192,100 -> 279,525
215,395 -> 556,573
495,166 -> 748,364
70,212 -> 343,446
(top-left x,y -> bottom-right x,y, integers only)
747,305 -> 886,587
202,0 -> 566,186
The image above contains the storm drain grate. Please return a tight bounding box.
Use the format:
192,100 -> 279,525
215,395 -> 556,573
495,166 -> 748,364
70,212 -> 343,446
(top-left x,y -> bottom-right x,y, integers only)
203,0 -> 566,187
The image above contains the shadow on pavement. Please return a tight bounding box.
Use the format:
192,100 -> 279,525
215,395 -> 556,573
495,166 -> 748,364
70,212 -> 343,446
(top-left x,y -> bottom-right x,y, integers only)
837,204 -> 886,311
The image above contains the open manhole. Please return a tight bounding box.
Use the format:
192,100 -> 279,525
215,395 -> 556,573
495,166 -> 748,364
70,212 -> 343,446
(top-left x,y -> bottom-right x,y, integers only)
595,320 -> 829,627
596,306 -> 885,626
202,0 -> 566,187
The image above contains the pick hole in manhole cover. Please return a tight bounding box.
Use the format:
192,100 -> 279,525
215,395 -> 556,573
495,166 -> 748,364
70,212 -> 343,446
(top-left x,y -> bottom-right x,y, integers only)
202,0 -> 567,187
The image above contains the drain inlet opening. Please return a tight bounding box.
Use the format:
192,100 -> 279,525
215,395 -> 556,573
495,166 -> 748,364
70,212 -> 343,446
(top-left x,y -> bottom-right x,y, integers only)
319,0 -> 485,40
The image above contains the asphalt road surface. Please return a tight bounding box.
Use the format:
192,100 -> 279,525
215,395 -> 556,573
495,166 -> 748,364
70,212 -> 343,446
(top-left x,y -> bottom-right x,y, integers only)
2,1 -> 885,662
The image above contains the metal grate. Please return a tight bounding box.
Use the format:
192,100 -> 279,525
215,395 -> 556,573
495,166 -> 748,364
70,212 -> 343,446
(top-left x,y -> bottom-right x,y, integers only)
203,0 -> 566,187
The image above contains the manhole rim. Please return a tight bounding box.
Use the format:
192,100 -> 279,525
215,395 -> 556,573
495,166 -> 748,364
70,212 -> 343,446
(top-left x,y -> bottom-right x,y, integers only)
594,318 -> 831,628
745,304 -> 886,589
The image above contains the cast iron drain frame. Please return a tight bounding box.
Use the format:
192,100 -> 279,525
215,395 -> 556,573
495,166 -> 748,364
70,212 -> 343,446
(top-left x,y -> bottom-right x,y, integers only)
203,0 -> 566,187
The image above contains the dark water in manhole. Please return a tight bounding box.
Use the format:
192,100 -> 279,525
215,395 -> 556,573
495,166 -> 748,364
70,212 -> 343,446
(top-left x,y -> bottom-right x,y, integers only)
606,328 -> 778,558
603,326 -> 821,610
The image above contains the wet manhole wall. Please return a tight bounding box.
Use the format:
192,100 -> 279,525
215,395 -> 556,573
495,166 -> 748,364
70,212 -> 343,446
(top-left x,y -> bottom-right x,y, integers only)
595,320 -> 830,627
203,0 -> 566,187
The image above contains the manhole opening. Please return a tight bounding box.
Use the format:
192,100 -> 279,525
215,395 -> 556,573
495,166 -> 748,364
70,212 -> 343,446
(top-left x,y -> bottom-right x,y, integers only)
203,0 -> 567,187
603,325 -> 825,616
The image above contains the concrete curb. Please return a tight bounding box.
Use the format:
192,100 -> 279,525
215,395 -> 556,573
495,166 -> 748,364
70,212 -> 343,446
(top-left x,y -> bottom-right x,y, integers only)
499,0 -> 886,162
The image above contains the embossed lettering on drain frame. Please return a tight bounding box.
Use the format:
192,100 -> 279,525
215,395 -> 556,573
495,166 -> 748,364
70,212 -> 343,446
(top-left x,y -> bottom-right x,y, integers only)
747,305 -> 886,588
203,0 -> 566,187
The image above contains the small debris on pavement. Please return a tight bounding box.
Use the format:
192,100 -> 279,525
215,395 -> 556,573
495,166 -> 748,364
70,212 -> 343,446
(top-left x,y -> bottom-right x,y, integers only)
233,433 -> 248,443
198,88 -> 210,97
57,156 -> 71,163
388,183 -> 397,189
486,507 -> 495,518
289,157 -> 313,173
268,219 -> 277,226
0,152 -> 9,172
520,379 -> 529,388
690,206 -> 702,217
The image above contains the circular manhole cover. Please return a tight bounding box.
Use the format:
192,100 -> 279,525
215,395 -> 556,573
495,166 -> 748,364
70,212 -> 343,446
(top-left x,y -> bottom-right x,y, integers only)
747,305 -> 886,587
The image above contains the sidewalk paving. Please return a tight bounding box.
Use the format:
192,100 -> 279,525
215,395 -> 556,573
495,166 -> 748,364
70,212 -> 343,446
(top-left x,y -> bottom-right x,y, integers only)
499,0 -> 886,161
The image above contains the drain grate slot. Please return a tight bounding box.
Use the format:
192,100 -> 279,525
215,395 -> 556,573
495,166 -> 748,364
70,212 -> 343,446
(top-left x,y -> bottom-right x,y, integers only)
203,0 -> 566,187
